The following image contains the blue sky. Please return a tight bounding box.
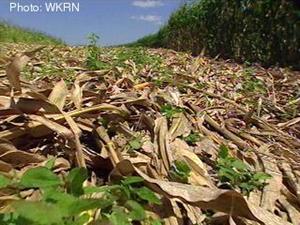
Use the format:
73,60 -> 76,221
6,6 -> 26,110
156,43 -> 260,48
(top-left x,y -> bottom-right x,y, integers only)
0,0 -> 183,45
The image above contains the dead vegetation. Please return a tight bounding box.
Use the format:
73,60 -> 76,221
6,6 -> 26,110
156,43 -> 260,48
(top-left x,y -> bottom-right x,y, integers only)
0,43 -> 300,225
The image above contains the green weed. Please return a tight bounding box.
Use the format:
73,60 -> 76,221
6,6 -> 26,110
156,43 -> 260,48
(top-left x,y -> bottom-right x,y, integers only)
0,165 -> 162,225
195,82 -> 208,90
160,104 -> 184,119
169,160 -> 191,183
128,135 -> 143,151
112,47 -> 163,70
152,69 -> 174,88
182,132 -> 201,145
23,65 -> 76,83
86,33 -> 109,70
217,145 -> 271,195
281,95 -> 299,120
241,68 -> 266,95
85,37 -> 163,71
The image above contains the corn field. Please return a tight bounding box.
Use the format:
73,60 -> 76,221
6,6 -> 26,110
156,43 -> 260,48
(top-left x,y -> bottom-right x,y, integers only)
135,0 -> 299,68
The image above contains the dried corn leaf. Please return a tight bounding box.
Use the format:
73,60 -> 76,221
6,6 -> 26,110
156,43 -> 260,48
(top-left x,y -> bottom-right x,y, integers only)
6,54 -> 30,92
48,79 -> 68,110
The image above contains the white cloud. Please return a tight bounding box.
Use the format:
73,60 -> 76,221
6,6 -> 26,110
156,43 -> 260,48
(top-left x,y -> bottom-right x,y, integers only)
131,15 -> 162,24
132,0 -> 164,8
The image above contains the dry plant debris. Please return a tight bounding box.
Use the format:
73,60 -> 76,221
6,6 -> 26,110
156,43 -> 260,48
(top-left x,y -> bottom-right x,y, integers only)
0,43 -> 299,225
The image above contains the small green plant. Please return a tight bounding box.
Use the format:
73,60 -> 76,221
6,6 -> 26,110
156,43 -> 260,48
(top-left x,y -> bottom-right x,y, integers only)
160,104 -> 184,119
169,160 -> 191,183
241,68 -> 266,94
217,145 -> 271,195
0,166 -> 162,225
87,33 -> 99,47
113,47 -> 162,70
23,64 -> 76,83
86,33 -> 108,70
128,135 -> 143,151
195,82 -> 208,90
242,77 -> 266,94
152,69 -> 173,88
281,96 -> 299,120
182,132 -> 201,145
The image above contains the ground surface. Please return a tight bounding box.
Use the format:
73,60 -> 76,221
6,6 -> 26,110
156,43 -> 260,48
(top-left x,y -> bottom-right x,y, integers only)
0,43 -> 300,225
